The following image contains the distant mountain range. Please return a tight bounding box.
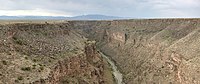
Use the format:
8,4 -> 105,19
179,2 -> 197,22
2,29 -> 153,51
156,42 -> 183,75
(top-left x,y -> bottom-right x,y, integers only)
0,14 -> 125,20
68,15 -> 124,20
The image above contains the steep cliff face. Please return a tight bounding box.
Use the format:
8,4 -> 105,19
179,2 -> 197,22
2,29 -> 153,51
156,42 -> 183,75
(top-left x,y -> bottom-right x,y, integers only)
72,19 -> 200,84
0,23 -> 114,84
33,43 -> 109,84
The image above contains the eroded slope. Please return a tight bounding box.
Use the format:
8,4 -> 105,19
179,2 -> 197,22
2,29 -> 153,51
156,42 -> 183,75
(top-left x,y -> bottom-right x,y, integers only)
0,23 -> 114,84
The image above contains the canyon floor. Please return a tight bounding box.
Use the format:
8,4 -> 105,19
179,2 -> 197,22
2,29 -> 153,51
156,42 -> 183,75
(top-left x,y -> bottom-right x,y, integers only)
0,19 -> 200,84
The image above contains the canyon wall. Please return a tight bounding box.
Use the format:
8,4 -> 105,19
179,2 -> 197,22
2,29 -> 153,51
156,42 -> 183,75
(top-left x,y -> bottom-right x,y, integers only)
72,19 -> 200,84
0,23 -> 114,84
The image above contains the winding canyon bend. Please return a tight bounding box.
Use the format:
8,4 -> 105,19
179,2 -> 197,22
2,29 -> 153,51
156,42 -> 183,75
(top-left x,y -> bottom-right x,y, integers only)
0,19 -> 200,84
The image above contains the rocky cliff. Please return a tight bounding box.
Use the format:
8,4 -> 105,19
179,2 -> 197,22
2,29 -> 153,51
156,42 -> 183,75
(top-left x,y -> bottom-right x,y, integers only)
33,43 -> 108,84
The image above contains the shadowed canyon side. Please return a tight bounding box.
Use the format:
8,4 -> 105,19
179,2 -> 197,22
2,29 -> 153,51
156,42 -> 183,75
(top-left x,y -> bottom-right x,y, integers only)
1,19 -> 200,84
71,19 -> 200,84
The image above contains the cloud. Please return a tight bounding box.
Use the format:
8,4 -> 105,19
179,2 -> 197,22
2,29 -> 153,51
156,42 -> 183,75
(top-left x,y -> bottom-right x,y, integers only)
0,9 -> 72,16
0,0 -> 199,17
137,0 -> 200,17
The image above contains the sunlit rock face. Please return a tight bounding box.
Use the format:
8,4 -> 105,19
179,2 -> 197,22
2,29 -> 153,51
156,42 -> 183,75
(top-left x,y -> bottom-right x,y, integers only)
111,32 -> 125,43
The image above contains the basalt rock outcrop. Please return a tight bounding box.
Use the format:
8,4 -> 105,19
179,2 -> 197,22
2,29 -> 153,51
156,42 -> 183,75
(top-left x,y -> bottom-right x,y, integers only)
33,43 -> 106,84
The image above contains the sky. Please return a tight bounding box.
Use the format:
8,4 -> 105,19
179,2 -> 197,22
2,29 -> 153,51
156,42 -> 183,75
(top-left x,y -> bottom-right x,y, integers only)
0,0 -> 200,18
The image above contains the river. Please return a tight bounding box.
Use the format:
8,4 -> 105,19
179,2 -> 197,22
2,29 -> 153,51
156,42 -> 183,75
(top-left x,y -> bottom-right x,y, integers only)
99,52 -> 123,84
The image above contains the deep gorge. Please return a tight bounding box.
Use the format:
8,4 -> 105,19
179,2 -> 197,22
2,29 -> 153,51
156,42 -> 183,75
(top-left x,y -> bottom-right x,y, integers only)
0,19 -> 200,84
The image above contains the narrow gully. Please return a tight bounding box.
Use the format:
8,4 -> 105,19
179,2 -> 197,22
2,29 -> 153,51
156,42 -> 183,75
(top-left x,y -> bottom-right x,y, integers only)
99,52 -> 123,84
